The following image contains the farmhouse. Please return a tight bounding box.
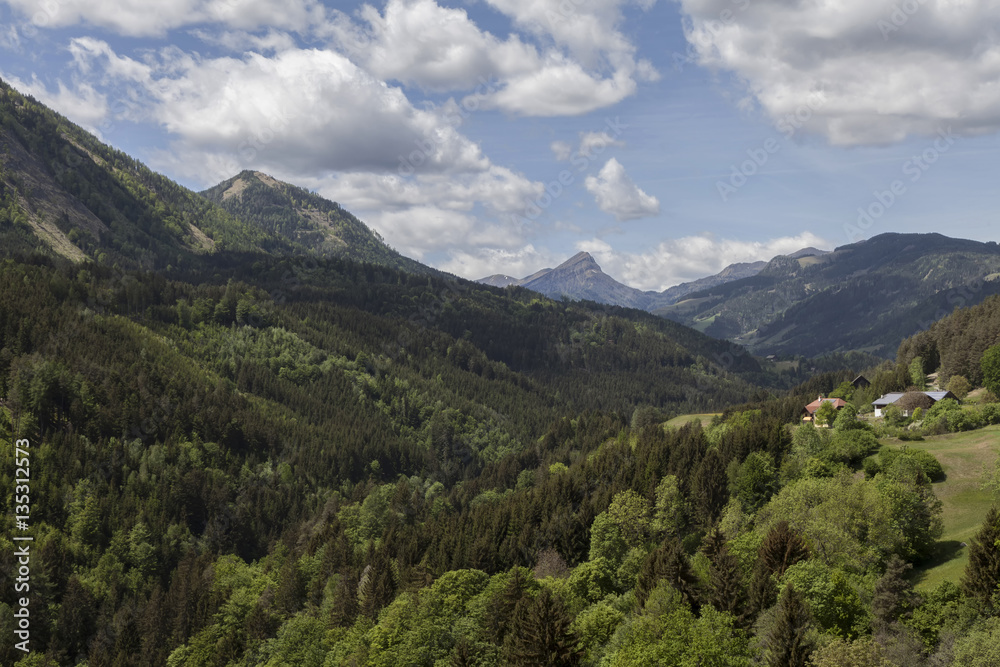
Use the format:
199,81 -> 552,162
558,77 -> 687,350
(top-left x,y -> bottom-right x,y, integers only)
801,396 -> 847,425
872,390 -> 959,417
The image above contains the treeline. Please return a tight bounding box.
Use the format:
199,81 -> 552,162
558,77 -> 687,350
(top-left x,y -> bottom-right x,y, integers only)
898,292 -> 1000,385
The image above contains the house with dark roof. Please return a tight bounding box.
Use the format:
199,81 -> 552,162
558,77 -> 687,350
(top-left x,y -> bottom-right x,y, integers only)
872,390 -> 958,417
802,396 -> 848,425
852,375 -> 871,389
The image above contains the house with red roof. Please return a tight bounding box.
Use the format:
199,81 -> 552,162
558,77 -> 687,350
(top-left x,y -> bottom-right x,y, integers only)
801,396 -> 848,425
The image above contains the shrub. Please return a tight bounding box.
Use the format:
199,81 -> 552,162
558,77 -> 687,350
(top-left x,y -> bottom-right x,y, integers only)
981,403 -> 1000,425
947,375 -> 971,399
879,448 -> 944,483
947,409 -> 983,433
828,430 -> 880,465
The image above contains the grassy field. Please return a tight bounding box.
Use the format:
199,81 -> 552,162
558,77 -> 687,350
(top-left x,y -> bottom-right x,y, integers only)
664,413 -> 721,428
885,426 -> 1000,590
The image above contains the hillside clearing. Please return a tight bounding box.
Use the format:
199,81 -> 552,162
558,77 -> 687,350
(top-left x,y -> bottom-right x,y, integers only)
664,413 -> 721,428
885,426 -> 1000,590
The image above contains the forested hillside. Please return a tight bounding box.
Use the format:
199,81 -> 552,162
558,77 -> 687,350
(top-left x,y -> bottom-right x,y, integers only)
1,248 -> 999,666
898,293 -> 1000,387
201,171 -> 430,274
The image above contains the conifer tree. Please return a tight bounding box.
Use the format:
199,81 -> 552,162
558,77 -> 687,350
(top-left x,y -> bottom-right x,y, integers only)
961,505 -> 1000,607
750,521 -> 809,617
506,588 -> 583,667
635,537 -> 700,612
872,555 -> 916,631
692,449 -> 728,528
759,521 -> 810,578
762,584 -> 815,667
485,567 -> 530,645
702,529 -> 751,628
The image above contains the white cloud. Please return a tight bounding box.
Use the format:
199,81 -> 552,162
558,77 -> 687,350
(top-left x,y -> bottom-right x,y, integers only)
189,29 -> 298,53
310,166 -> 544,259
676,0 -> 1000,145
550,140 -> 573,160
553,130 -> 626,162
438,244 -> 561,281
333,0 -> 657,116
579,131 -> 626,157
69,40 -> 493,181
329,0 -> 538,91
585,158 -> 660,221
4,73 -> 109,136
577,232 -> 832,291
63,38 -> 547,263
3,0 -> 324,37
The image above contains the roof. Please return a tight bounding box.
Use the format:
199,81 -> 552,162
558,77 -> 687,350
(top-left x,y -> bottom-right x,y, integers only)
803,397 -> 847,414
872,390 -> 958,407
872,392 -> 905,406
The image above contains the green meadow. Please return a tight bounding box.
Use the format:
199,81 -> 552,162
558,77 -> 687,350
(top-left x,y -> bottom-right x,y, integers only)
885,426 -> 1000,590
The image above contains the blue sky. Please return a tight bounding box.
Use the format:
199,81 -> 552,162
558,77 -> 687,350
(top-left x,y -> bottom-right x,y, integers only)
2,0 -> 999,289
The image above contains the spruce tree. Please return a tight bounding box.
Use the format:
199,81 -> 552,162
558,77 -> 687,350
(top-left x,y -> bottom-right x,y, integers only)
692,449 -> 728,528
750,521 -> 809,618
702,530 -> 751,628
506,588 -> 583,667
763,584 -> 815,667
759,521 -> 810,579
485,567 -> 529,645
636,538 -> 700,612
961,505 -> 1000,607
872,555 -> 915,631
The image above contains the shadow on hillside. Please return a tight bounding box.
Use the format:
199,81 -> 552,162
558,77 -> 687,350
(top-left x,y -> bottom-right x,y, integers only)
912,540 -> 965,585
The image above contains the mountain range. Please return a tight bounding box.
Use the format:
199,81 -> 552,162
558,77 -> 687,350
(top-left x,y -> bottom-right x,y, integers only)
479,251 -> 805,310
4,74 -> 999,363
482,237 -> 1000,358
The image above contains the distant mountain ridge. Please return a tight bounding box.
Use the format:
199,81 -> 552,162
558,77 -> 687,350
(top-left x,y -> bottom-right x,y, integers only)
655,233 -> 1000,357
477,249 -> 815,311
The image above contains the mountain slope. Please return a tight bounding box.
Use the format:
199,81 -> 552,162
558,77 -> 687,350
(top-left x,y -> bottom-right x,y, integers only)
0,79 -> 434,277
201,170 -> 432,274
519,251 -> 653,308
655,233 -> 1000,357
0,79 -> 292,269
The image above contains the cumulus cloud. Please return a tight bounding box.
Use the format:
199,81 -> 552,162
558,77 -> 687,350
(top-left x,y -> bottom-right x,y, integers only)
438,244 -> 562,281
577,232 -> 832,291
3,0 -> 324,37
585,158 -> 660,221
69,39 -> 494,181
676,0 -> 1000,145
332,0 -> 658,116
64,39 -> 550,262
